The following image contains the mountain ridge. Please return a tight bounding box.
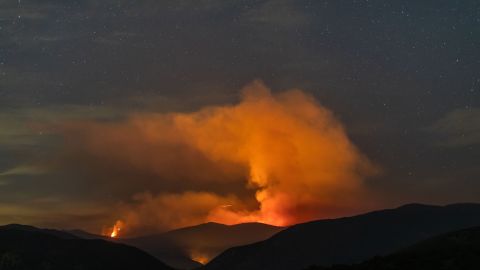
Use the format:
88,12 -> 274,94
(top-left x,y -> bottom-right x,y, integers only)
0,226 -> 174,270
122,221 -> 284,269
204,203 -> 480,270
308,225 -> 480,270
66,221 -> 284,269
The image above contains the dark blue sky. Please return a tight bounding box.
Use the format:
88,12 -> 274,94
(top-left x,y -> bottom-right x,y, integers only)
0,0 -> 479,232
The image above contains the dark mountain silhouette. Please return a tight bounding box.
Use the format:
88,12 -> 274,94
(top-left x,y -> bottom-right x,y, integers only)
66,222 -> 284,269
68,228 -> 199,269
1,224 -> 79,239
67,229 -> 111,240
308,225 -> 480,270
122,222 -> 284,269
203,203 -> 480,270
0,225 -> 174,270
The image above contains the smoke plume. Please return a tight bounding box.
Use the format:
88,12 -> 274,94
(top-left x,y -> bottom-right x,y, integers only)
59,81 -> 377,235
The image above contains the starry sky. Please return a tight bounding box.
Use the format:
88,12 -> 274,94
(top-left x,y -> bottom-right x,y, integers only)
0,0 -> 479,233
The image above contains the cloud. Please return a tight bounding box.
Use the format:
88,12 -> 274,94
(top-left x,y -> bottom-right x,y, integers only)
54,81 -> 377,235
0,105 -> 120,148
427,107 -> 480,147
0,165 -> 47,177
0,198 -> 112,232
0,165 -> 46,190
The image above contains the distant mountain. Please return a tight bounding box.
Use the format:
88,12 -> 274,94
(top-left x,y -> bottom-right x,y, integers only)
68,229 -> 111,240
0,225 -> 173,270
66,227 -> 200,269
123,222 -> 284,269
1,224 -> 79,239
204,203 -> 480,270
66,222 -> 284,269
308,225 -> 480,270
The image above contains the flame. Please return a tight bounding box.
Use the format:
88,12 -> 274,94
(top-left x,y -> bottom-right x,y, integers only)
109,220 -> 124,238
110,227 -> 118,238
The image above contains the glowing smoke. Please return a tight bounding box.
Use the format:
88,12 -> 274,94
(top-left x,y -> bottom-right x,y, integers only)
59,81 -> 377,234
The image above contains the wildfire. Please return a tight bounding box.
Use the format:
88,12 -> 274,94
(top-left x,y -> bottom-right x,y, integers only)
108,220 -> 124,238
74,81 -> 376,232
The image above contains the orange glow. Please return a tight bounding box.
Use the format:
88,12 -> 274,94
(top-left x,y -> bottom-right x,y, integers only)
109,220 -> 124,238
110,228 -> 118,238
190,251 -> 211,265
60,81 -> 378,234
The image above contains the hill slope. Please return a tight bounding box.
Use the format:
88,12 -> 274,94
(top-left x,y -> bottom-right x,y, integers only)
0,226 -> 173,270
123,222 -> 284,269
309,225 -> 480,270
204,203 -> 480,270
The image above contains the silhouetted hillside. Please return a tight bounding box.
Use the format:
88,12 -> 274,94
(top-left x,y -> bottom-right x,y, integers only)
307,226 -> 480,270
68,229 -> 111,240
204,203 -> 480,270
0,226 -> 173,270
123,222 -> 284,269
1,224 -> 79,240
66,221 -> 284,269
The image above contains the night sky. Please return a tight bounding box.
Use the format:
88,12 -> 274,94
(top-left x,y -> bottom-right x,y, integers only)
0,0 -> 479,234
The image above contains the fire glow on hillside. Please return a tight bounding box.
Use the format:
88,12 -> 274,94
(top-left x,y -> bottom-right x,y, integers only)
108,220 -> 124,238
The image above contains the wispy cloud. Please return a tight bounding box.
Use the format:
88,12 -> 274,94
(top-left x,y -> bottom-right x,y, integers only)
0,165 -> 47,177
0,105 -> 121,148
427,107 -> 480,147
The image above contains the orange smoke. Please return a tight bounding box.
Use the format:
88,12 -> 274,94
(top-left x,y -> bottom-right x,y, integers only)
59,81 -> 377,233
117,192 -> 247,233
